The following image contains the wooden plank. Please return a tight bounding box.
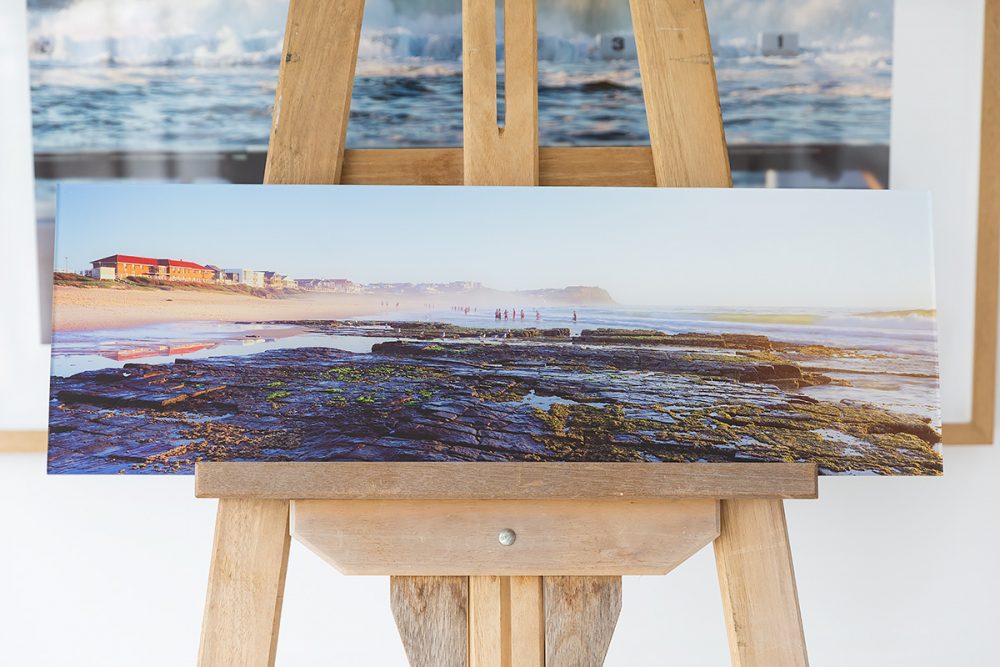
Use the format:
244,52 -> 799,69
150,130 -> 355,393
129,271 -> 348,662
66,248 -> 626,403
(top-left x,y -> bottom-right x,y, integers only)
543,576 -> 621,667
946,0 -> 1000,445
290,498 -> 719,576
263,0 -> 365,184
341,146 -> 653,186
342,148 -> 463,185
196,462 -> 818,500
462,0 -> 538,185
0,430 -> 47,452
714,499 -> 808,667
198,499 -> 291,667
510,576 -> 545,667
537,146 -> 656,186
469,576 -> 503,667
33,143 -> 893,186
468,576 -> 545,667
389,576 -> 467,667
943,421 -> 991,445
629,0 -> 731,187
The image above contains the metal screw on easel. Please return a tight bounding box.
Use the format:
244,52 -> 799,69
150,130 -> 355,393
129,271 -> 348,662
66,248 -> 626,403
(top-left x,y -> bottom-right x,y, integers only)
498,528 -> 516,546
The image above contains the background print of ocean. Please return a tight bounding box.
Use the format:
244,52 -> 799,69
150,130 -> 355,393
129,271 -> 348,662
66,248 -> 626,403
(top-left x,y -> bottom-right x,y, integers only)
28,0 -> 892,152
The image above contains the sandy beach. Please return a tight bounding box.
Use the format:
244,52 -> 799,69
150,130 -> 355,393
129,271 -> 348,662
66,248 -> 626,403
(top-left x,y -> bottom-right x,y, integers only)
52,286 -> 410,331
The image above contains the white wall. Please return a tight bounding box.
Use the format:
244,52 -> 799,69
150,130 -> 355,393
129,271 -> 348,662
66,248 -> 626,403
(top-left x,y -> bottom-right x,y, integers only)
2,1 -> 997,665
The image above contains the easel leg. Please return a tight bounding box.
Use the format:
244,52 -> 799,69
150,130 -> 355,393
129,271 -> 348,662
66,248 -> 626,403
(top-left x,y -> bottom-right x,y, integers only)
198,499 -> 291,667
391,576 -> 468,667
469,576 -> 545,667
544,576 -> 621,667
714,499 -> 808,667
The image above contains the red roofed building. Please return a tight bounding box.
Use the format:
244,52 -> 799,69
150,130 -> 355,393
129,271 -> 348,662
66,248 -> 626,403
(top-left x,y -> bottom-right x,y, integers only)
90,254 -> 215,283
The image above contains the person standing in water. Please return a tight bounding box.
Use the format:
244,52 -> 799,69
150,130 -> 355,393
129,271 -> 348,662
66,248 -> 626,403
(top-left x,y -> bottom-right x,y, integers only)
572,310 -> 578,322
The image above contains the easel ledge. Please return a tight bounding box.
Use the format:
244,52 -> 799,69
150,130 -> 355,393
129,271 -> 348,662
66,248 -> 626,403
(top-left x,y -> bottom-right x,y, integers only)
195,461 -> 817,500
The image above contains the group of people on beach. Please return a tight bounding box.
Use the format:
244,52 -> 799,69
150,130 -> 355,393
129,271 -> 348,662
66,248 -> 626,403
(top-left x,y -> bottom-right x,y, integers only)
491,308 -> 576,322
443,305 -> 579,323
494,307 -> 538,321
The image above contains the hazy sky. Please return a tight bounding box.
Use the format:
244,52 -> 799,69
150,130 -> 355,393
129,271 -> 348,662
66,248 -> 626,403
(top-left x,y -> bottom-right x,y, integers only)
55,184 -> 934,309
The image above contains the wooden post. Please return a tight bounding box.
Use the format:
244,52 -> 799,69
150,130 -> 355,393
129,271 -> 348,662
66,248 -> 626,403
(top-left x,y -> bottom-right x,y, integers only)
198,499 -> 291,667
544,577 -> 621,667
630,0 -> 731,187
714,500 -> 808,666
390,576 -> 468,667
263,0 -> 365,184
468,576 -> 545,667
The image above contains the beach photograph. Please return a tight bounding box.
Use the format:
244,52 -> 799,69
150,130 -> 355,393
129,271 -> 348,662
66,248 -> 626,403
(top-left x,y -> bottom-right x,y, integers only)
48,184 -> 941,475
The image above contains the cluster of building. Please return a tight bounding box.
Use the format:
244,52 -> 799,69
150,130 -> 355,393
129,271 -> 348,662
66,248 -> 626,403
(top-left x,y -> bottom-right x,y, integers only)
88,254 -> 297,289
365,281 -> 482,294
87,255 -> 489,296
293,278 -> 359,292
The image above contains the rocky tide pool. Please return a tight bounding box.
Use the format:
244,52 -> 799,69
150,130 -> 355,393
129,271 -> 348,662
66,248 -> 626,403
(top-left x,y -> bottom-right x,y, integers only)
48,318 -> 942,475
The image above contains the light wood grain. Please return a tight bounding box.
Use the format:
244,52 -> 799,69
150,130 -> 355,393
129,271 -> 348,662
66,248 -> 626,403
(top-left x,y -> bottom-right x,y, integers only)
339,146 -> 655,186
468,576 -> 545,667
290,498 -> 719,575
195,462 -> 818,500
0,430 -> 47,452
946,0 -> 1000,445
714,499 -> 808,667
198,499 -> 290,667
390,576 -> 467,667
263,0 -> 365,184
510,576 -> 545,667
469,576 -> 503,667
544,576 -> 621,667
629,0 -> 731,187
462,0 -> 538,185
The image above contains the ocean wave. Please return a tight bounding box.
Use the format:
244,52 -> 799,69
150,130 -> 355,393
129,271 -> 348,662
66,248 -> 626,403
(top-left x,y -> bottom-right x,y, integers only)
537,67 -> 643,90
723,82 -> 891,101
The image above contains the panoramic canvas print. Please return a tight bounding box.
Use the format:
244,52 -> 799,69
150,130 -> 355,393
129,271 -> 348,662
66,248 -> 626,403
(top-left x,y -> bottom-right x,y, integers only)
48,185 -> 941,475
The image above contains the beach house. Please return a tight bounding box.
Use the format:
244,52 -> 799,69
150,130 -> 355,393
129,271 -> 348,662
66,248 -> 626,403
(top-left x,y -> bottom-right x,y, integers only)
222,268 -> 266,288
205,265 -> 231,283
264,271 -> 288,287
89,254 -> 214,283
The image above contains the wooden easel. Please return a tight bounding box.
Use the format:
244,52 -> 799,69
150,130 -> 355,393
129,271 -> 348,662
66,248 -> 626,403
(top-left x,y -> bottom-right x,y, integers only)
195,1 -> 818,665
